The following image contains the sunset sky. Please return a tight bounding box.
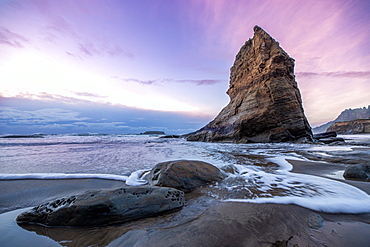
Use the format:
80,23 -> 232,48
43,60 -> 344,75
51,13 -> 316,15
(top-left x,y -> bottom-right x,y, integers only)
1,0 -> 369,135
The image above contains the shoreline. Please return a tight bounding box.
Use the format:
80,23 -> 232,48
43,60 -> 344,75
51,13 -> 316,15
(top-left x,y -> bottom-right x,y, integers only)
288,159 -> 370,195
1,159 -> 370,246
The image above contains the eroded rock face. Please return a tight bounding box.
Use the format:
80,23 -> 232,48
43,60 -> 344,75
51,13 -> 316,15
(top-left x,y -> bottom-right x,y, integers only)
327,119 -> 370,134
16,186 -> 184,226
147,160 -> 225,192
186,26 -> 312,143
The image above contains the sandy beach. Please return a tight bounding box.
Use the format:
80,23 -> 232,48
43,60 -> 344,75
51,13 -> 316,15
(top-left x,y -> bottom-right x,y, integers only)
1,159 -> 370,247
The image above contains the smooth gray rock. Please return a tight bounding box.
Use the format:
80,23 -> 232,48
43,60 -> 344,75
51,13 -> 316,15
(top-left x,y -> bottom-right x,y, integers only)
16,186 -> 184,226
147,160 -> 225,192
343,164 -> 370,180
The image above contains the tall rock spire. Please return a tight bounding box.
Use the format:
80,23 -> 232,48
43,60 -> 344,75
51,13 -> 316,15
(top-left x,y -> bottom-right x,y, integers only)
186,26 -> 312,143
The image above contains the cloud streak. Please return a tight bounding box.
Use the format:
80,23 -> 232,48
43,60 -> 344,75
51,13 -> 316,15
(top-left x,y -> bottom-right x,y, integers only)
73,92 -> 108,98
115,77 -> 224,86
0,26 -> 29,48
297,71 -> 370,79
0,107 -> 89,125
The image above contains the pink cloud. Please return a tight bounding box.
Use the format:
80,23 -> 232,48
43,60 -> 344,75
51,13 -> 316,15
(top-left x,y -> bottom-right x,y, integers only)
0,26 -> 29,48
73,92 -> 108,98
78,43 -> 99,56
9,0 -> 134,60
297,71 -> 370,79
181,0 -> 370,70
176,79 -> 223,86
115,78 -> 223,86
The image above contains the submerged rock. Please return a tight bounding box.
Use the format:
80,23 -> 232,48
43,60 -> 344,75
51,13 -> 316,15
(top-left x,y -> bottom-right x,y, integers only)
186,26 -> 312,143
16,186 -> 184,226
307,213 -> 324,229
147,160 -> 225,192
343,164 -> 370,180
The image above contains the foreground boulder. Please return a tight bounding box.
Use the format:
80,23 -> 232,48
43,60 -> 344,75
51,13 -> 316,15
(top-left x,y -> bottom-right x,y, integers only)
343,164 -> 370,180
16,186 -> 184,226
147,160 -> 225,192
186,26 -> 312,143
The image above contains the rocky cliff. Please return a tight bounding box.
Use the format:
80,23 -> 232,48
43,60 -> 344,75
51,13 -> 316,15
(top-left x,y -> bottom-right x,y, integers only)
327,119 -> 370,134
313,106 -> 370,133
186,26 -> 312,143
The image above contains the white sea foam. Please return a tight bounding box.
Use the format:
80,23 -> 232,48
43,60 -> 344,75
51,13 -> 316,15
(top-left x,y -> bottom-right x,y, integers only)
266,155 -> 303,171
226,172 -> 370,213
0,173 -> 128,181
125,169 -> 149,186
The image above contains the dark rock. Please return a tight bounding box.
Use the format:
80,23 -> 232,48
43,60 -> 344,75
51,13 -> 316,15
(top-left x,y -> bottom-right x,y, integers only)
186,26 -> 312,143
319,137 -> 344,144
142,131 -> 165,135
160,135 -> 181,138
343,164 -> 370,180
1,134 -> 44,138
147,160 -> 225,192
313,131 -> 337,140
16,186 -> 184,226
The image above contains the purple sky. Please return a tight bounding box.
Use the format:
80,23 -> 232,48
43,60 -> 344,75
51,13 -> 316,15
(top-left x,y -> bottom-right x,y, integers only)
1,0 -> 369,134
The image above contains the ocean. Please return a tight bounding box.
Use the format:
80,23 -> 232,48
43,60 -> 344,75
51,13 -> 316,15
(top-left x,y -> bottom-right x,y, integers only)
1,133 -> 370,214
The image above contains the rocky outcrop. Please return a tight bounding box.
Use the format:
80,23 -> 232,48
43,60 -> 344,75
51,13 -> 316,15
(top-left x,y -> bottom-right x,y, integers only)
142,131 -> 165,135
313,106 -> 370,133
147,160 -> 225,192
313,131 -> 344,144
16,186 -> 184,226
186,26 -> 312,143
335,106 -> 370,122
343,164 -> 370,180
327,119 -> 370,134
160,135 -> 181,138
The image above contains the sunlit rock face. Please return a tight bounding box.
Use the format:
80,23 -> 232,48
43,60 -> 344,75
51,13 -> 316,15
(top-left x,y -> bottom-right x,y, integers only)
327,119 -> 370,134
187,26 -> 312,143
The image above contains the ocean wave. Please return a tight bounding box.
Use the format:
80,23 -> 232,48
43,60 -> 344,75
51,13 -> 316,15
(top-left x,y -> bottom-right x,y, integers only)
0,173 -> 129,181
225,172 -> 370,214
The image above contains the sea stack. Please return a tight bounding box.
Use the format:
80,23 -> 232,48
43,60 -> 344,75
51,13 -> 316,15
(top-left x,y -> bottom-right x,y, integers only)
187,26 -> 312,143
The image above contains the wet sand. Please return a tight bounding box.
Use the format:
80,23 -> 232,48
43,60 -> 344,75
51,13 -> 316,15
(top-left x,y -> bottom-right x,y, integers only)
289,159 -> 370,194
1,160 -> 370,247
